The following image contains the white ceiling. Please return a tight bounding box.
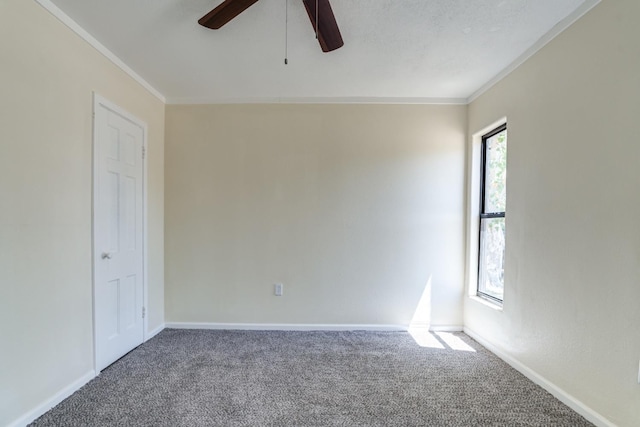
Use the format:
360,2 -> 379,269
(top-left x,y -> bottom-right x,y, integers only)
44,0 -> 597,103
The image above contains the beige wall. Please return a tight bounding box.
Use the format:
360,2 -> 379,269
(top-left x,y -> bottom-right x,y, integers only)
5,0 -> 637,424
166,104 -> 466,327
0,1 -> 164,425
465,1 -> 640,425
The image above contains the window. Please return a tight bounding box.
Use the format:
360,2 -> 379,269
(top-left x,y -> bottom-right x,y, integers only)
478,124 -> 507,303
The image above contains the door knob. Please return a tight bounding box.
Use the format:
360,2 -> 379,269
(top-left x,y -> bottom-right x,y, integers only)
101,252 -> 112,260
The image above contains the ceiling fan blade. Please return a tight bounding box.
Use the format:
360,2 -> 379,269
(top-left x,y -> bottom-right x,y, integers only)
198,0 -> 260,29
302,0 -> 344,52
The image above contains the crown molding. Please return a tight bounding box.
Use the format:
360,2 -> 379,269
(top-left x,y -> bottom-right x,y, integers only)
467,0 -> 601,104
34,0 -> 166,103
166,96 -> 469,105
35,0 -> 600,107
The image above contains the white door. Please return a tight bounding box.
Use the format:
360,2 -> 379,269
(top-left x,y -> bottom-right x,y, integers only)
93,96 -> 145,372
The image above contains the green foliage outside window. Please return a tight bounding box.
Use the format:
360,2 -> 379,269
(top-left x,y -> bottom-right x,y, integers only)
479,128 -> 506,301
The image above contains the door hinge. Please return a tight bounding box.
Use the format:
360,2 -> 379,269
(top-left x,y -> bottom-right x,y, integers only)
142,307 -> 146,319
142,146 -> 146,159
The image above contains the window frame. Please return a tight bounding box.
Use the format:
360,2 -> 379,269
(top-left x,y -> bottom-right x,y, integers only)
477,123 -> 507,304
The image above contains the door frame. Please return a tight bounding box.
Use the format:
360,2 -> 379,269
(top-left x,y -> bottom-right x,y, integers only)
92,93 -> 149,372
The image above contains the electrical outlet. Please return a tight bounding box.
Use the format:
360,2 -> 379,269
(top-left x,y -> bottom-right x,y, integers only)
274,283 -> 283,296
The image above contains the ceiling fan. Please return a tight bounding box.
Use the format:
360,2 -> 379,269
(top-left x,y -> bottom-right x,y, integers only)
198,0 -> 344,52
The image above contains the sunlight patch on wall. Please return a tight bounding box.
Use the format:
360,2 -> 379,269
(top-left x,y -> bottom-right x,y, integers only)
409,276 -> 432,330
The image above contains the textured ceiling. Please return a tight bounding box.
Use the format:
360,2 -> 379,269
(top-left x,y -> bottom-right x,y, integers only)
45,0 -> 596,103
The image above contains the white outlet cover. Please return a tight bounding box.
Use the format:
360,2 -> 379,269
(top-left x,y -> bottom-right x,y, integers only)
274,283 -> 283,296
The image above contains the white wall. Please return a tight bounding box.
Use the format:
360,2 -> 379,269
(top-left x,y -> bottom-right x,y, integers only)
165,104 -> 466,328
465,1 -> 640,426
0,1 -> 164,425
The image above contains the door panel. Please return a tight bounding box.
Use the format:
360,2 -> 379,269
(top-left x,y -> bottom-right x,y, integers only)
107,171 -> 120,250
94,99 -> 145,371
121,275 -> 137,330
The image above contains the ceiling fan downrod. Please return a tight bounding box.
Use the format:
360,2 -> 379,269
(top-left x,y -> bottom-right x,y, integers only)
284,0 -> 289,64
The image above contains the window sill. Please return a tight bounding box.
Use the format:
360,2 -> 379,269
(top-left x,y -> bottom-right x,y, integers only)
469,295 -> 503,311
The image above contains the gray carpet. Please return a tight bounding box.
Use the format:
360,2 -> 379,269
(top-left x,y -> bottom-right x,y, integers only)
31,329 -> 592,426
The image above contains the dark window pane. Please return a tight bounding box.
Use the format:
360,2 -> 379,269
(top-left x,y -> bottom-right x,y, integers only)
478,217 -> 505,301
483,129 -> 507,214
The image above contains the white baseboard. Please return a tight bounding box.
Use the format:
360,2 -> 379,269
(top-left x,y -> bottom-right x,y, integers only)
428,325 -> 464,332
165,322 -> 407,332
146,323 -> 165,341
8,369 -> 96,427
164,322 -> 463,332
463,327 -> 614,427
